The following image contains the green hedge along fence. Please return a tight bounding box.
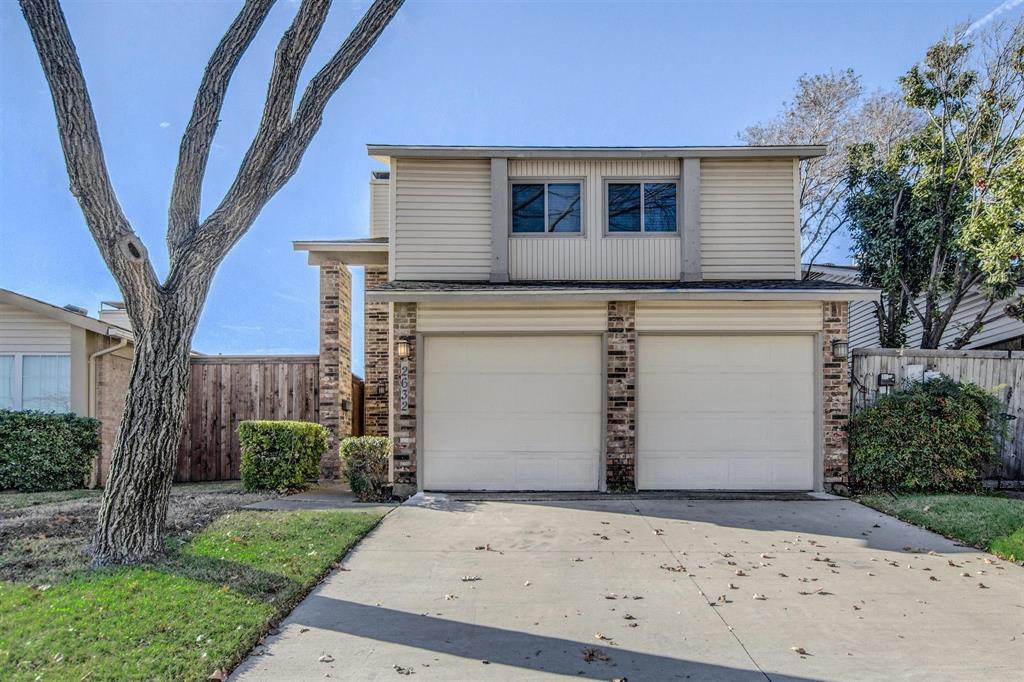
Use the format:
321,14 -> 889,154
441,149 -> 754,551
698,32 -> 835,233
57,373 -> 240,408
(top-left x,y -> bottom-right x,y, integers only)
238,420 -> 328,492
0,410 -> 100,492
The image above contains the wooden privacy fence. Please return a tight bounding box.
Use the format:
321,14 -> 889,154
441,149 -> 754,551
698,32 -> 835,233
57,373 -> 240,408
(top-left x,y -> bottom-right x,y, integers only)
177,355 -> 320,482
851,348 -> 1024,481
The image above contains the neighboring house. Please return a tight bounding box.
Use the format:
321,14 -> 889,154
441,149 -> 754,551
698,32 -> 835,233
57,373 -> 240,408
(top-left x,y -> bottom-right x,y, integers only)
807,264 -> 1024,351
0,289 -> 134,485
296,145 -> 878,494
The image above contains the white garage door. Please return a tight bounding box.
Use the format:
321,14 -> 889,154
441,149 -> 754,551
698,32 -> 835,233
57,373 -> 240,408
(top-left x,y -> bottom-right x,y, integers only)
423,336 -> 601,491
638,335 -> 815,490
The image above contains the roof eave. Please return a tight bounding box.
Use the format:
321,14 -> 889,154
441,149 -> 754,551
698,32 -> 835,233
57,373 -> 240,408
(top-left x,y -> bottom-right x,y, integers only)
366,287 -> 881,304
292,239 -> 389,266
367,144 -> 827,163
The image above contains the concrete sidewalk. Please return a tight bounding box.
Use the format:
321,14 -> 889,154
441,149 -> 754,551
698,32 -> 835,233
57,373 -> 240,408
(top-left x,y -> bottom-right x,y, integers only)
232,497 -> 1023,681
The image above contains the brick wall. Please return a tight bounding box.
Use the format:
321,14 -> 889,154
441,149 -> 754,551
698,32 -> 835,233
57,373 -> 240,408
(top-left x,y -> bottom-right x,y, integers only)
606,301 -> 637,490
822,301 -> 850,488
391,302 -> 417,494
363,266 -> 390,436
92,347 -> 132,487
318,262 -> 353,479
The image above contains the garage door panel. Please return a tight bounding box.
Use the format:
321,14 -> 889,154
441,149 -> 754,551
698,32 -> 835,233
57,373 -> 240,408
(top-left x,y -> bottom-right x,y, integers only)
641,375 -> 813,412
425,413 -> 599,452
426,337 -> 597,373
638,335 -> 815,490
423,336 -> 601,491
425,373 -> 600,414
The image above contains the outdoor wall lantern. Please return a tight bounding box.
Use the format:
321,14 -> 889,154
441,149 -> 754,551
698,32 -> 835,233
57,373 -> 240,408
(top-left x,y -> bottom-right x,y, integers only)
396,340 -> 411,359
831,339 -> 849,360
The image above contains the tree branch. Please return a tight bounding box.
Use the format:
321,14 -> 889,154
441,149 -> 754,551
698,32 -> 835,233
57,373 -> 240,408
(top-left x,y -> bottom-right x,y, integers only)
19,0 -> 159,319
167,0 -> 275,262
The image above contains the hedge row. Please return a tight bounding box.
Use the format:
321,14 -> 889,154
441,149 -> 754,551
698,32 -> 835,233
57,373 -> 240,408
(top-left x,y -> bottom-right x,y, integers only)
0,410 -> 100,492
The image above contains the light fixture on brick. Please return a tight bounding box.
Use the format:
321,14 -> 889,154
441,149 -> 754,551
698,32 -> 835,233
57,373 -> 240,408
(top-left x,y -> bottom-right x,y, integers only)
396,340 -> 411,358
831,338 -> 849,360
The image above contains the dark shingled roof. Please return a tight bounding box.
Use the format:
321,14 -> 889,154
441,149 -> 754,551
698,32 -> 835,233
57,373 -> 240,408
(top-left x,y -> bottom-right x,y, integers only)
369,279 -> 874,293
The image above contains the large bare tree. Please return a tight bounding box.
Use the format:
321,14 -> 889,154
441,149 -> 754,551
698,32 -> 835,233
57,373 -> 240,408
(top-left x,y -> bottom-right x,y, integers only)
19,0 -> 405,564
741,70 -> 919,273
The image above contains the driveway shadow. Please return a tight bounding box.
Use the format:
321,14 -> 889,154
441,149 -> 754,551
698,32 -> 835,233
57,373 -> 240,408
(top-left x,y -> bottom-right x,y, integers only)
406,495 -> 977,555
268,595 -> 815,681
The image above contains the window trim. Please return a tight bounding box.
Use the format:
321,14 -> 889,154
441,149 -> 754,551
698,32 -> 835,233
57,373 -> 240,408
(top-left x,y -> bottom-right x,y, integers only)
602,177 -> 681,236
508,177 -> 587,238
0,352 -> 71,412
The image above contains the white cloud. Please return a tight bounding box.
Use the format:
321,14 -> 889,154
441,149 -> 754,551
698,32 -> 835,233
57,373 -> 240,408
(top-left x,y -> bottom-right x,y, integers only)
159,121 -> 171,129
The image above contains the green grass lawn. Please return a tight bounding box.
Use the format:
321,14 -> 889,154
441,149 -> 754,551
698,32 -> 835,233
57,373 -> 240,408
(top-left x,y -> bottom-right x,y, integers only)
860,493 -> 1024,562
0,509 -> 383,681
0,489 -> 102,512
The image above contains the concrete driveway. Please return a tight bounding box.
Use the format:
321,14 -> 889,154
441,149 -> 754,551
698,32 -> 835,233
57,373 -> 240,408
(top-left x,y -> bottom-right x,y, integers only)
232,496 -> 1023,681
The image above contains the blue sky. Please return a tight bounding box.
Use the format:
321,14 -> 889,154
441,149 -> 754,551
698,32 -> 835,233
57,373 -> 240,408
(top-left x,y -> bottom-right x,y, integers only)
1,0 -> 1018,374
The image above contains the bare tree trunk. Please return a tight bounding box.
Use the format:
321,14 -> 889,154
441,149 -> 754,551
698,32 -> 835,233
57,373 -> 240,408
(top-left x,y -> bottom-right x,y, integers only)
92,295 -> 202,564
21,0 -> 405,564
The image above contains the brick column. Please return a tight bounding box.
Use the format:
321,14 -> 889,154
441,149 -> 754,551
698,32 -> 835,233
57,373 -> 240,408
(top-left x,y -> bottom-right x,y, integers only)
606,301 -> 637,491
318,262 -> 353,479
363,266 -> 390,436
822,301 -> 850,489
391,302 -> 417,496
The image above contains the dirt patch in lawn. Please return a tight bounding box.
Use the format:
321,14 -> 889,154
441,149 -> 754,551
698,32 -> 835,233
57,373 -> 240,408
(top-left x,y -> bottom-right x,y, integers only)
0,485 -> 279,584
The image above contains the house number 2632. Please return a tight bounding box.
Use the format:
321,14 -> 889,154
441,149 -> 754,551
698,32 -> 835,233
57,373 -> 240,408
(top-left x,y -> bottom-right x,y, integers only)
399,360 -> 410,415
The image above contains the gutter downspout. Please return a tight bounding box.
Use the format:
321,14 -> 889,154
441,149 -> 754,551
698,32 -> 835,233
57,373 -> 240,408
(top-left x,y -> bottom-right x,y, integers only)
87,331 -> 129,487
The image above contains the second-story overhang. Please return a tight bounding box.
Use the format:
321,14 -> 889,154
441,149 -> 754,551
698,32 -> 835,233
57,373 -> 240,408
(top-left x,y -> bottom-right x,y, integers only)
366,279 -> 881,304
368,144 -> 827,163
293,237 -> 388,266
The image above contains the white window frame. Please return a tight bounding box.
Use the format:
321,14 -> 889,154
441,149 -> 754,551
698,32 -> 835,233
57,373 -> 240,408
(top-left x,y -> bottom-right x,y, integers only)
0,352 -> 71,412
508,178 -> 587,238
603,178 -> 681,236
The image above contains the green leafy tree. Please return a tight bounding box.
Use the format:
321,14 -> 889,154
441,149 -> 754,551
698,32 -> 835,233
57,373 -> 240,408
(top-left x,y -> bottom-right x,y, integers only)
960,136 -> 1024,323
845,142 -> 933,347
895,21 -> 1024,348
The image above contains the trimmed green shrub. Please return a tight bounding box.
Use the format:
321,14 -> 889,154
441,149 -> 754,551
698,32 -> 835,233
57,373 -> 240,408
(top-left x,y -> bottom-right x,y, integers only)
238,420 -> 328,492
0,410 -> 100,492
340,436 -> 392,502
850,377 -> 1003,493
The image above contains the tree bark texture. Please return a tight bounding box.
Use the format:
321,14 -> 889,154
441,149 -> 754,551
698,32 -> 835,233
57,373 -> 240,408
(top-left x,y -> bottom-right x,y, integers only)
21,0 -> 404,564
92,297 -> 204,563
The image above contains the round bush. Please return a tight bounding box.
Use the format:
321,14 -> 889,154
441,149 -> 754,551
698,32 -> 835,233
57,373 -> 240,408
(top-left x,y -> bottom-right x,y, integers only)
0,410 -> 100,492
238,420 -> 328,492
850,377 -> 1003,493
340,436 -> 392,502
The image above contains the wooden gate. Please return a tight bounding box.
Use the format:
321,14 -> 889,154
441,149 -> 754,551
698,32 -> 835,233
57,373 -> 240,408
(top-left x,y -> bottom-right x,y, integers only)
176,355 -> 320,482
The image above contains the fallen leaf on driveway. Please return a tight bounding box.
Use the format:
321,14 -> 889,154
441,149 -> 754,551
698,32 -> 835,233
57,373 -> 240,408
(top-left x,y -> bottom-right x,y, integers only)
791,646 -> 810,656
660,564 -> 687,573
734,570 -> 747,577
653,529 -> 664,536
392,664 -> 413,675
318,654 -> 334,663
752,593 -> 767,600
208,670 -> 227,681
595,633 -> 616,645
978,582 -> 989,589
523,581 -> 531,587
582,647 -> 610,662
461,576 -> 481,582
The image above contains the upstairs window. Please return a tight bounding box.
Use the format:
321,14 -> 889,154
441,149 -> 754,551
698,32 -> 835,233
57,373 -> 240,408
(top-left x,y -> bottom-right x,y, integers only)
511,181 -> 583,234
607,181 -> 678,233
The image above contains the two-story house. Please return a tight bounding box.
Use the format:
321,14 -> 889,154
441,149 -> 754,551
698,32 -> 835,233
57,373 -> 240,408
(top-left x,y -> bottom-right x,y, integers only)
296,145 -> 878,495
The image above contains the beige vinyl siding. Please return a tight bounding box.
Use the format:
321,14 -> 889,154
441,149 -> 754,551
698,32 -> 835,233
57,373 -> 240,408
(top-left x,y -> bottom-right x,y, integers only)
370,177 -> 390,239
417,303 -> 606,333
0,302 -> 72,353
700,158 -> 799,279
636,301 -> 823,332
392,158 -> 492,280
508,158 -> 681,280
